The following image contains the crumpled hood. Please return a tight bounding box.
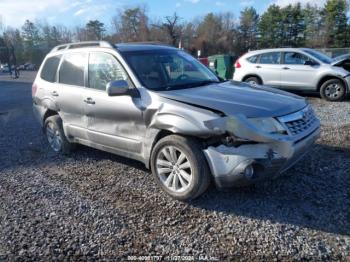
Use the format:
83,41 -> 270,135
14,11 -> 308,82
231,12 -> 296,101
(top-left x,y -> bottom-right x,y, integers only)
331,57 -> 350,66
157,81 -> 307,118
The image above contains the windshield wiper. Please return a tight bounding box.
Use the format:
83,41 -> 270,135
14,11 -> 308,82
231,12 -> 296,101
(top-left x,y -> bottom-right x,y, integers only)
166,80 -> 219,90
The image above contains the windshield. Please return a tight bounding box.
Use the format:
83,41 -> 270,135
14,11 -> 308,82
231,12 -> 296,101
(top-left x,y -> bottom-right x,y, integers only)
303,49 -> 333,64
121,49 -> 219,91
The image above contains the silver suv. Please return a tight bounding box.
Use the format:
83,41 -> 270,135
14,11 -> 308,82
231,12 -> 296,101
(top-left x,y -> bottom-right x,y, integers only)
233,48 -> 350,101
33,41 -> 320,200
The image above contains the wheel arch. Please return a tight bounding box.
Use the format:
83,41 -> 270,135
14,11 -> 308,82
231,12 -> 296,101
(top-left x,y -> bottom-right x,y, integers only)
43,109 -> 59,127
317,75 -> 349,92
145,129 -> 174,168
146,129 -> 209,169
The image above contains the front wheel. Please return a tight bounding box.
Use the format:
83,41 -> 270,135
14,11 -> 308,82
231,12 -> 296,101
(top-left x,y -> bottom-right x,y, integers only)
150,135 -> 211,201
320,79 -> 346,101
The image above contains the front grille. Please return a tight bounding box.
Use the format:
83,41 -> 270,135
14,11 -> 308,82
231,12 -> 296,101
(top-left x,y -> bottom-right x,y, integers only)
285,114 -> 317,135
278,106 -> 318,136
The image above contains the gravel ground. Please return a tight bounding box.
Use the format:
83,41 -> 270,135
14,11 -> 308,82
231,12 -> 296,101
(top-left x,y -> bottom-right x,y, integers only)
0,72 -> 349,261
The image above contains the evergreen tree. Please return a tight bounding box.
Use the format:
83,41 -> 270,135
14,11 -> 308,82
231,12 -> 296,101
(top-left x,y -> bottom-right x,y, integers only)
323,0 -> 349,47
303,4 -> 324,47
86,20 -> 105,40
258,5 -> 283,48
280,3 -> 305,47
21,20 -> 42,63
238,7 -> 259,52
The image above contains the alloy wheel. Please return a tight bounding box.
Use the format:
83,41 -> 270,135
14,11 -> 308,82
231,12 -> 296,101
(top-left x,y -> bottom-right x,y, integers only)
156,145 -> 193,193
46,122 -> 62,152
325,83 -> 342,99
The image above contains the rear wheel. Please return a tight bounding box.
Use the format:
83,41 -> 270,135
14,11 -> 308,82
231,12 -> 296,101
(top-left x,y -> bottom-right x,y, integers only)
44,115 -> 74,154
244,76 -> 261,86
150,135 -> 211,201
320,79 -> 346,101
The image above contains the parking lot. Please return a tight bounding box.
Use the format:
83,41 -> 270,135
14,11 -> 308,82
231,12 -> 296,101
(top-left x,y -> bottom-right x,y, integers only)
0,71 -> 349,260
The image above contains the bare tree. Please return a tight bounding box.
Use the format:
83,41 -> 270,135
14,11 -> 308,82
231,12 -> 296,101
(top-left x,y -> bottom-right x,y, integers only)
155,12 -> 182,46
5,27 -> 26,65
74,26 -> 87,41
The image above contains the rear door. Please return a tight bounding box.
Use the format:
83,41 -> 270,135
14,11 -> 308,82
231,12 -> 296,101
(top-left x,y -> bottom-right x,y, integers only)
255,52 -> 282,87
83,51 -> 145,154
55,52 -> 88,139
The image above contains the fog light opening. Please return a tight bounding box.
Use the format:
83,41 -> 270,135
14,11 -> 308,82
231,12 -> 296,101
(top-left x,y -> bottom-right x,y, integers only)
244,164 -> 255,179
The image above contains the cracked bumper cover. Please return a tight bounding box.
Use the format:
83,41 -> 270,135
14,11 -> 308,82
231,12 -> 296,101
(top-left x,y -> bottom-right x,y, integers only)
203,127 -> 321,188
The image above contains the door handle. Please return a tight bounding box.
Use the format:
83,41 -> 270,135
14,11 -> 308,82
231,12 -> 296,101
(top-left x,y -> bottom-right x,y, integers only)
282,67 -> 290,70
84,97 -> 95,104
51,91 -> 59,97
256,66 -> 261,68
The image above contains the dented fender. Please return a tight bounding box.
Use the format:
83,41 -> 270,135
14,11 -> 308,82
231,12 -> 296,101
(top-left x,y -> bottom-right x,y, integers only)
147,100 -> 224,137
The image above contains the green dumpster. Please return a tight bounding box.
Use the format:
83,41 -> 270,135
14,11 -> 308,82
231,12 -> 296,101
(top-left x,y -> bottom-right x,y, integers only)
208,54 -> 235,80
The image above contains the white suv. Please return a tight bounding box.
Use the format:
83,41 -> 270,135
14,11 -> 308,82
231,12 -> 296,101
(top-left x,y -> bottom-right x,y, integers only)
233,48 -> 350,101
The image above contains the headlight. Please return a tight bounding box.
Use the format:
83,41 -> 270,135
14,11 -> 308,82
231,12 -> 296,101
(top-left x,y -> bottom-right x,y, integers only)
248,117 -> 286,134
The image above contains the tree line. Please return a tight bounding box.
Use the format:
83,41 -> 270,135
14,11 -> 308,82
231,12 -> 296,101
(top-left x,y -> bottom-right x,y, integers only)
0,0 -> 349,65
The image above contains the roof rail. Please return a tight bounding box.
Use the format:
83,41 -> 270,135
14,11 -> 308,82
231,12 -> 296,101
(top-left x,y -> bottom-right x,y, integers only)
116,41 -> 173,47
50,41 -> 113,53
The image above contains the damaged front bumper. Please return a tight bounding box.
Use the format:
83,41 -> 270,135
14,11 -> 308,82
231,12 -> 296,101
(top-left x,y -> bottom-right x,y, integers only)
344,74 -> 350,95
203,127 -> 320,188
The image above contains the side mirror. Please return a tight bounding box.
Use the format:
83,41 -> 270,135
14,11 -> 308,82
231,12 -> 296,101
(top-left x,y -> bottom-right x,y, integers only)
304,60 -> 317,66
106,80 -> 129,96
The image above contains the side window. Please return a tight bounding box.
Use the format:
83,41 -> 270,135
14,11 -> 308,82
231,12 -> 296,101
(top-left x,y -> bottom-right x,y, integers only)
59,52 -> 86,86
88,52 -> 128,91
247,55 -> 259,64
284,52 -> 310,65
259,52 -> 281,64
40,55 -> 61,82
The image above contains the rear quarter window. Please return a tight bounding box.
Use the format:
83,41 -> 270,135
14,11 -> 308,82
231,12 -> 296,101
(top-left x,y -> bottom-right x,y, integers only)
40,55 -> 61,82
246,55 -> 259,63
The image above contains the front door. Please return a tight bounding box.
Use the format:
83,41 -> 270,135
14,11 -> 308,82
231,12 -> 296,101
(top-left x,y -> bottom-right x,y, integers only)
83,52 -> 145,154
280,52 -> 319,90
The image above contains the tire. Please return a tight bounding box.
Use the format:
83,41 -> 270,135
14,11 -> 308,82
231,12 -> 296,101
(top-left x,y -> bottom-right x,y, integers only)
44,115 -> 74,155
150,135 -> 211,201
244,76 -> 261,86
320,79 -> 346,101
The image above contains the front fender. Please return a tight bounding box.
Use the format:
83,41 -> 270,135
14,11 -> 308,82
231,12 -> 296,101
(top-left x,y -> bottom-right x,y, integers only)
148,102 -> 224,137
